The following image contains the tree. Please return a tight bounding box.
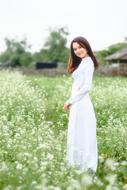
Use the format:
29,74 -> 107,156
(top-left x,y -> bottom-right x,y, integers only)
34,27 -> 69,64
0,38 -> 33,67
96,39 -> 127,65
107,41 -> 127,55
96,50 -> 110,65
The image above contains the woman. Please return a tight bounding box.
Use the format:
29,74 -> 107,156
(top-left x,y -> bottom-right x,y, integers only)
64,36 -> 98,173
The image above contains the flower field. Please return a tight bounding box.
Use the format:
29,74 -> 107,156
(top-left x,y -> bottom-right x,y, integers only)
0,70 -> 127,190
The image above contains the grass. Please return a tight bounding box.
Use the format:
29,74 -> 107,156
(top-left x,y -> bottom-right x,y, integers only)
0,70 -> 127,190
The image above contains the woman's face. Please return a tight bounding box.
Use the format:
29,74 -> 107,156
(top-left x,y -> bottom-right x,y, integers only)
72,42 -> 88,58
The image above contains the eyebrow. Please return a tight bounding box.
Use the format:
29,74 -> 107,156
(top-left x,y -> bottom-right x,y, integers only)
73,45 -> 81,49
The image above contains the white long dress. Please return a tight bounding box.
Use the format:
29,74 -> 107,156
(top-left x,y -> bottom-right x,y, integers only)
66,56 -> 98,173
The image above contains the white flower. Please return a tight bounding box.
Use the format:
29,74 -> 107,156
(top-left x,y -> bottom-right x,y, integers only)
105,158 -> 116,170
81,173 -> 93,186
16,162 -> 23,170
123,184 -> 127,190
105,174 -> 117,185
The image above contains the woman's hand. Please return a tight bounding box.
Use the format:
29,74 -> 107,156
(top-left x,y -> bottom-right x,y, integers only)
63,102 -> 71,110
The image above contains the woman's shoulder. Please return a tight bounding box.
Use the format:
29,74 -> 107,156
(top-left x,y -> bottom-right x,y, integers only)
81,57 -> 94,69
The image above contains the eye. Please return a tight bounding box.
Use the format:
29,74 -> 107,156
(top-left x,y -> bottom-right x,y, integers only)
78,45 -> 82,49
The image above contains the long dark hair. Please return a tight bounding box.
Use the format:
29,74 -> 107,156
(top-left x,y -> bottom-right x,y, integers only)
67,36 -> 99,73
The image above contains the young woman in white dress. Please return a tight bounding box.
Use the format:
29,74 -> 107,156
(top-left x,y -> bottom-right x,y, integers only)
64,36 -> 99,173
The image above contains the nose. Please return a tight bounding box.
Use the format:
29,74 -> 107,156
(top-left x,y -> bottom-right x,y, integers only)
76,49 -> 80,53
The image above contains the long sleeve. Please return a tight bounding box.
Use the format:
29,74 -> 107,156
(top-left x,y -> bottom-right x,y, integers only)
67,61 -> 94,105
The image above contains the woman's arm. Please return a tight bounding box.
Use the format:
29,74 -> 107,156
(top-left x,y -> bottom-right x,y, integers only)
66,61 -> 94,105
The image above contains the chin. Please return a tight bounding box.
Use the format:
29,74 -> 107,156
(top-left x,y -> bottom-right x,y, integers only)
78,55 -> 83,58
81,56 -> 85,59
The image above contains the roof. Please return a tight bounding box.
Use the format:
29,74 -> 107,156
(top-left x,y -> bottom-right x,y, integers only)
106,48 -> 127,61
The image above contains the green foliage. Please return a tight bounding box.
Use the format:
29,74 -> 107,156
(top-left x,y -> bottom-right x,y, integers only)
0,38 -> 33,67
96,40 -> 127,65
0,71 -> 127,189
1,29 -> 127,68
96,50 -> 109,65
33,27 -> 69,64
108,42 -> 127,54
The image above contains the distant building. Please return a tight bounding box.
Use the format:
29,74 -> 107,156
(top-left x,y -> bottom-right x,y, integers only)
105,48 -> 127,64
35,61 -> 58,69
105,48 -> 127,76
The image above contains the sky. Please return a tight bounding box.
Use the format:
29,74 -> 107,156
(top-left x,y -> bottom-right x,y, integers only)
0,0 -> 127,53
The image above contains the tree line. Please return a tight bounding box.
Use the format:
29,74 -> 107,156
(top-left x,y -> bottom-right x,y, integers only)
0,27 -> 127,67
